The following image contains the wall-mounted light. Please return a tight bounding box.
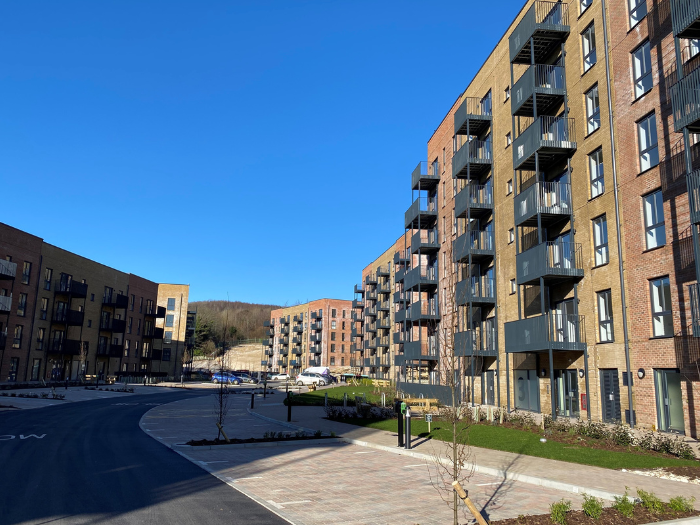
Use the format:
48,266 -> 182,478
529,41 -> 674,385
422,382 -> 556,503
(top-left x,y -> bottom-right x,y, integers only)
637,368 -> 645,379
578,369 -> 585,378
540,368 -> 546,378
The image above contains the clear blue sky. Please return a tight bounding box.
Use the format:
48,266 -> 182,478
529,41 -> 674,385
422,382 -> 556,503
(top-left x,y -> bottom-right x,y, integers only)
2,0 -> 524,304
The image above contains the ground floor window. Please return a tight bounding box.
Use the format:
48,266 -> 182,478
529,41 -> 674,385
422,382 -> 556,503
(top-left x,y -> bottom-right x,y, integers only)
654,369 -> 685,434
8,357 -> 19,382
31,358 -> 41,381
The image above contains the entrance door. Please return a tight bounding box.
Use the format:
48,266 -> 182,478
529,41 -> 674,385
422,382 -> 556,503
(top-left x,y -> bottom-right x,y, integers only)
482,370 -> 495,405
654,369 -> 685,434
515,370 -> 539,412
555,369 -> 579,417
554,299 -> 577,344
600,369 -> 621,422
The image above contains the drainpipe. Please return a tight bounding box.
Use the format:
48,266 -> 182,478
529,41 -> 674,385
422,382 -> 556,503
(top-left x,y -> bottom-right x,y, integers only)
601,0 -> 634,427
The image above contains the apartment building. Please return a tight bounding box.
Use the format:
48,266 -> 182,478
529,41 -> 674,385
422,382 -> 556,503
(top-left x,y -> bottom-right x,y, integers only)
263,299 -> 353,376
385,0 -> 699,437
0,222 -> 190,382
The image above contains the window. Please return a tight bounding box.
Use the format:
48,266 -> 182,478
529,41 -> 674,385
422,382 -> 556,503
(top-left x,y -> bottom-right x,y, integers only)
36,328 -> 44,350
442,147 -> 446,168
166,314 -> 174,327
593,216 -> 609,266
40,298 -> 48,320
689,39 -> 700,61
452,210 -> 456,235
43,268 -> 52,290
341,344 -> 345,353
644,190 -> 666,249
17,293 -> 27,316
650,277 -> 672,337
167,298 -> 176,311
163,349 -> 171,361
90,293 -> 95,302
342,310 -> 346,318
164,331 -> 173,343
13,325 -> 22,348
638,113 -> 658,172
580,0 -> 592,14
589,148 -> 604,198
137,318 -> 141,335
125,339 -> 130,356
331,343 -> 336,353
509,229 -> 515,244
510,279 -> 516,294
332,308 -> 337,318
139,297 -> 143,313
507,179 -> 513,195
582,24 -> 597,72
9,357 -> 19,381
331,320 -> 336,329
585,85 -> 600,134
87,320 -> 92,328
331,332 -> 336,341
629,0 -> 647,27
632,41 -> 652,98
506,132 -> 512,148
330,356 -> 336,365
442,181 -> 446,207
21,262 -> 31,285
128,317 -> 133,334
130,294 -> 135,311
342,321 -> 345,329
341,332 -> 345,341
597,290 -> 614,342
31,359 -> 41,381
504,86 -> 510,101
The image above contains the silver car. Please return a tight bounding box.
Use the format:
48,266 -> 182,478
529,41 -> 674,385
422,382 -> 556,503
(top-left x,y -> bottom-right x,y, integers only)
295,372 -> 327,387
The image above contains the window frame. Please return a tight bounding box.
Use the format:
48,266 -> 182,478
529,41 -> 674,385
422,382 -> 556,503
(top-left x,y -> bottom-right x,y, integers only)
592,215 -> 609,266
649,276 -> 672,337
628,0 -> 647,28
585,84 -> 601,134
582,24 -> 597,73
580,0 -> 592,14
597,289 -> 614,342
643,189 -> 666,250
637,113 -> 659,172
589,148 -> 604,198
632,40 -> 652,99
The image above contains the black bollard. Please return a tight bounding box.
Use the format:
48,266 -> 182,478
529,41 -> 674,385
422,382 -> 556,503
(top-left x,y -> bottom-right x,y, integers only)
251,392 -> 255,409
394,399 -> 404,447
405,409 -> 412,450
287,391 -> 292,422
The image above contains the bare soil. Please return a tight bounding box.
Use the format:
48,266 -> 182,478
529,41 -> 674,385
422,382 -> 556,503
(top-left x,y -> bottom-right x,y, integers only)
636,465 -> 700,481
490,506 -> 700,524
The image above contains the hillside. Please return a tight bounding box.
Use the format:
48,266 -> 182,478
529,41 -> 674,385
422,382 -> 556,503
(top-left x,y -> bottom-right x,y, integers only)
188,300 -> 280,344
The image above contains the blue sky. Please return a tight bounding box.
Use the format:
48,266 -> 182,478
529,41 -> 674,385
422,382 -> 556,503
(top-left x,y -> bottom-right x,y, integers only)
1,0 -> 525,304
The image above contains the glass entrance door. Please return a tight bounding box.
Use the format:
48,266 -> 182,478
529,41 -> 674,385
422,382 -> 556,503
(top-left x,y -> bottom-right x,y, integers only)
654,369 -> 685,434
482,370 -> 495,405
555,369 -> 579,417
515,370 -> 539,412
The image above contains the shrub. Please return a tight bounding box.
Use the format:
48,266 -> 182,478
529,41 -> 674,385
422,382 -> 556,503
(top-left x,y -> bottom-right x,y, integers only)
668,495 -> 695,513
549,499 -> 571,525
612,492 -> 635,518
576,420 -> 609,440
610,422 -> 633,446
637,488 -> 664,513
582,493 -> 603,520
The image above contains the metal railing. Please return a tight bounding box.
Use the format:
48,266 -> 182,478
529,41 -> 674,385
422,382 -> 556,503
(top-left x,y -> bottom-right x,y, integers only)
670,0 -> 700,37
513,116 -> 576,169
670,68 -> 700,132
412,228 -> 439,249
689,283 -> 700,337
412,160 -> 440,189
455,183 -> 494,218
512,64 -> 566,114
688,169 -> 700,225
515,181 -> 572,225
0,259 -> 17,279
404,196 -> 438,228
504,313 -> 586,352
453,230 -> 494,262
509,1 -> 570,62
0,295 -> 11,312
453,139 -> 492,177
456,277 -> 496,305
454,327 -> 497,357
517,241 -> 584,284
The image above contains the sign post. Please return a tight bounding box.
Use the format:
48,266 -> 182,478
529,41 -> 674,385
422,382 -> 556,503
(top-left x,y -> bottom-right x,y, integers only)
425,413 -> 432,433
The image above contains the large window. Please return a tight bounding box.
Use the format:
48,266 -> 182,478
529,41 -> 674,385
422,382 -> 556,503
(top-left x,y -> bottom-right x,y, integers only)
632,41 -> 652,98
585,85 -> 600,134
597,290 -> 614,342
17,293 -> 27,317
644,190 -> 666,249
638,113 -> 658,172
580,0 -> 592,14
21,262 -> 31,285
593,216 -> 609,266
589,148 -> 604,198
164,331 -> 173,344
43,268 -> 52,290
582,24 -> 597,72
165,314 -> 174,327
629,0 -> 647,27
167,297 -> 176,310
650,277 -> 672,337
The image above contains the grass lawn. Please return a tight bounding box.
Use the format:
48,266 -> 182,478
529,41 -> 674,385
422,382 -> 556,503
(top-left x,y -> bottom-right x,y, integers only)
343,417 -> 699,470
286,385 -> 385,406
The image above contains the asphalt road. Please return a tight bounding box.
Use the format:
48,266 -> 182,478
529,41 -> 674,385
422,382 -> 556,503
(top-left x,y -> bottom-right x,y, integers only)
0,389 -> 289,525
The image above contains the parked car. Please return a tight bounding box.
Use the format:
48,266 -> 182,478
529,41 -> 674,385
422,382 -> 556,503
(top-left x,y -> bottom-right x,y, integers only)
234,372 -> 258,384
295,372 -> 328,387
189,370 -> 212,381
211,372 -> 242,385
271,373 -> 290,381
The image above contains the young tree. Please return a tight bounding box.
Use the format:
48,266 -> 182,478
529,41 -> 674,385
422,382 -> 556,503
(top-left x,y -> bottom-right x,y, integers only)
213,303 -> 233,441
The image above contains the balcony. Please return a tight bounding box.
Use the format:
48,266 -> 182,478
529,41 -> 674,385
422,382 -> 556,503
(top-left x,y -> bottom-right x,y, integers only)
377,336 -> 390,348
394,291 -> 408,304
101,318 -> 129,333
688,170 -> 700,224
412,160 -> 440,190
311,321 -> 323,330
0,259 -> 17,280
261,360 -> 270,367
505,313 -> 586,353
365,305 -> 377,317
366,290 -> 378,301
670,67 -> 700,133
351,311 -> 363,322
0,295 -> 10,313
0,333 -> 5,350
455,329 -> 497,357
404,197 -> 438,230
50,338 -> 81,355
509,1 -> 570,64
512,64 -> 566,117
97,342 -> 122,357
354,284 -> 364,295
378,283 -> 391,295
279,336 -> 289,345
309,359 -> 321,367
278,359 -> 287,366
280,326 -> 290,335
311,310 -> 322,320
351,327 -> 360,338
53,309 -> 85,326
513,116 -> 576,170
263,320 -> 274,328
292,335 -> 303,344
310,345 -> 322,354
378,317 -> 390,329
265,338 -> 274,347
403,339 -> 439,360
395,308 -> 407,323
292,347 -> 302,355
690,283 -> 700,336
455,183 -> 494,219
514,181 -> 572,227
293,325 -> 303,333
366,322 -> 377,333
411,228 -> 440,254
377,301 -> 390,311
264,349 -> 274,356
404,265 -> 438,291
454,97 -> 492,137
377,265 -> 390,277
310,334 -> 322,343
455,278 -> 496,307
352,299 -> 364,309
103,293 -> 129,309
452,139 -> 493,179
290,360 -> 301,367
394,251 -> 409,265
279,315 -> 290,325
144,305 -> 166,318
54,279 -> 88,298
364,339 -> 377,350
280,348 -> 289,356
453,230 -> 495,263
409,300 -> 440,322
517,241 -> 584,286
293,314 -> 304,323
670,0 -> 700,38
364,274 -> 377,287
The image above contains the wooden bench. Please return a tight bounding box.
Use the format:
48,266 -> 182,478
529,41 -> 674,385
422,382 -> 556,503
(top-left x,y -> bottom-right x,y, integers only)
404,397 -> 439,412
372,379 -> 391,388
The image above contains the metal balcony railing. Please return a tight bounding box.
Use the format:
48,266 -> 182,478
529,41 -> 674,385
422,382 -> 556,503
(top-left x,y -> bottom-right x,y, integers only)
670,0 -> 700,38
311,321 -> 323,331
505,313 -> 586,353
352,299 -> 364,309
409,300 -> 440,320
54,279 -> 88,297
0,259 -> 17,280
517,241 -> 584,285
411,228 -> 440,253
310,345 -> 322,354
452,139 -> 493,178
455,328 -> 497,357
453,230 -> 495,262
454,97 -> 493,136
515,181 -> 572,227
403,338 -> 439,360
455,183 -> 494,218
0,295 -> 11,312
456,277 -> 496,306
690,283 -> 700,337
509,1 -> 570,64
670,68 -> 700,133
310,334 -> 322,343
404,196 -> 438,229
513,116 -> 577,170
279,326 -> 290,335
512,64 -> 566,116
404,265 -> 438,291
688,170 -> 700,225
412,160 -> 440,190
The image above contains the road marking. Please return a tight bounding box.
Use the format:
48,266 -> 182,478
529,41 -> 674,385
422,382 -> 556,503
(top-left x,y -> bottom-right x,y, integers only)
402,464 -> 426,468
0,434 -> 46,440
278,500 -> 312,506
477,482 -> 502,486
354,451 -> 376,454
112,403 -> 139,406
232,477 -> 263,481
